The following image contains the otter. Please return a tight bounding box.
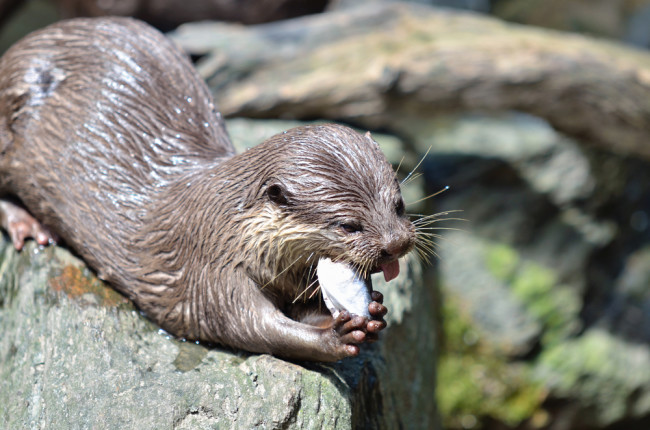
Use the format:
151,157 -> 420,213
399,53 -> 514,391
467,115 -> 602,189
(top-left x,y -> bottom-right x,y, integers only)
0,18 -> 415,362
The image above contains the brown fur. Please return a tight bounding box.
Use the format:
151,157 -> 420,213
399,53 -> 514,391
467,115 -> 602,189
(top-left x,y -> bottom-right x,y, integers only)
0,18 -> 415,361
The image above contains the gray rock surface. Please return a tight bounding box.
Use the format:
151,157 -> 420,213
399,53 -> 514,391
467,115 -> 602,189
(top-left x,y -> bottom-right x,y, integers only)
0,241 -> 354,429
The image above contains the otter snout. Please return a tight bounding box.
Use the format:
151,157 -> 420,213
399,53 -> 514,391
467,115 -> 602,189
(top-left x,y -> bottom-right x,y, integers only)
380,229 -> 415,261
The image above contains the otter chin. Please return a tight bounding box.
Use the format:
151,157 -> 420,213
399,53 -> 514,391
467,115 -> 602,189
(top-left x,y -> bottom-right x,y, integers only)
0,17 -> 416,362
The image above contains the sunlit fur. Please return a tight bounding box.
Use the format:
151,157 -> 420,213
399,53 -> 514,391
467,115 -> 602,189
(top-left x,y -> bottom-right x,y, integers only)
0,18 -> 415,360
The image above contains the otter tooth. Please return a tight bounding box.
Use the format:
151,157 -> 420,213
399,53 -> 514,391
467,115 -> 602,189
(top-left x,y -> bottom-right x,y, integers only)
316,258 -> 371,319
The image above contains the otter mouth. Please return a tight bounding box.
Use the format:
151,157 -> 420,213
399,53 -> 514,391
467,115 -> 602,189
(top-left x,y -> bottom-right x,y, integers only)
316,258 -> 401,319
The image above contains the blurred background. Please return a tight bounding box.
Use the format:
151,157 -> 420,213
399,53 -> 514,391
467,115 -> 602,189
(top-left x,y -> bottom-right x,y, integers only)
2,1 -> 650,429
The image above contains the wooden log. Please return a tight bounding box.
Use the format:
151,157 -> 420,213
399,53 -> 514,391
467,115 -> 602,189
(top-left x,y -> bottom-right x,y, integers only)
56,0 -> 328,30
172,3 -> 650,159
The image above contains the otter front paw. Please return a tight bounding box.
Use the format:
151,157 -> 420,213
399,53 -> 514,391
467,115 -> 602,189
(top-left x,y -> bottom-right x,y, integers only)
330,291 -> 388,356
366,290 -> 388,343
331,311 -> 369,357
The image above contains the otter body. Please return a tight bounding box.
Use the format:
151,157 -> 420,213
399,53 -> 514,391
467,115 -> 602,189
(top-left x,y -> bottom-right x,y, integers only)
0,18 -> 415,361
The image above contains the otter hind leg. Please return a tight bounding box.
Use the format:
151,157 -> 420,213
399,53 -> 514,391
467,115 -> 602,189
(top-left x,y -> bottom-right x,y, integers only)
0,198 -> 57,250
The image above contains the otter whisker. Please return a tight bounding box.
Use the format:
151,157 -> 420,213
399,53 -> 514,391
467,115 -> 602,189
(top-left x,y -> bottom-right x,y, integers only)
412,217 -> 466,228
293,277 -> 320,303
359,258 -> 373,280
413,247 -> 426,262
415,231 -> 442,252
415,229 -> 442,239
417,228 -> 465,251
260,252 -> 304,290
401,172 -> 422,186
415,239 -> 439,257
331,252 -> 352,266
415,237 -> 440,251
307,280 -> 321,300
415,239 -> 438,252
416,227 -> 465,232
301,260 -> 317,303
416,237 -> 444,248
413,244 -> 437,265
415,221 -> 467,229
406,186 -> 450,207
410,209 -> 464,219
411,216 -> 467,225
401,146 -> 431,185
411,214 -> 464,227
395,155 -> 406,176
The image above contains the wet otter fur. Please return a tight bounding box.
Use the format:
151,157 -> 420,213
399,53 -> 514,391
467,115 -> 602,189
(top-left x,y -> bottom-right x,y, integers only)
0,18 -> 415,362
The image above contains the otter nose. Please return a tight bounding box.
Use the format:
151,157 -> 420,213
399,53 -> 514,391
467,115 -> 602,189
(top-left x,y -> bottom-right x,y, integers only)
380,236 -> 413,260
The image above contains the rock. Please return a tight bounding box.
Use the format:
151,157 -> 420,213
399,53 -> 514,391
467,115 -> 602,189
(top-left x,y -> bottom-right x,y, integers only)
393,112 -> 597,207
177,4 -> 650,429
228,117 -> 440,428
330,0 -> 490,13
171,2 -> 650,159
492,0 -> 650,43
601,246 -> 650,343
439,232 -> 543,357
625,4 -> 650,48
169,5 -> 650,427
0,227 -> 432,429
0,118 -> 438,429
54,0 -> 328,30
416,111 -> 650,429
535,329 -> 650,428
4,1 -> 650,428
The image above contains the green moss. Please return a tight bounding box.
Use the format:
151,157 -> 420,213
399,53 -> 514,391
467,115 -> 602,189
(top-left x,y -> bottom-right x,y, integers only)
439,242 -> 589,428
485,243 -> 580,346
485,243 -> 519,281
535,330 -> 650,425
511,262 -> 580,345
172,341 -> 209,372
437,296 -> 547,429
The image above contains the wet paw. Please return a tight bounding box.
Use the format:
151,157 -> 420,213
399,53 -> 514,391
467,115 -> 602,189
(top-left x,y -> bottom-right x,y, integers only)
325,311 -> 366,358
0,200 -> 58,251
322,290 -> 389,359
334,311 -> 368,343
366,291 -> 387,343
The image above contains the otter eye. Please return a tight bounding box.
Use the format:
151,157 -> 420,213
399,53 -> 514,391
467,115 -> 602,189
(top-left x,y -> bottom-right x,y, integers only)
395,199 -> 405,217
339,222 -> 363,234
267,184 -> 288,205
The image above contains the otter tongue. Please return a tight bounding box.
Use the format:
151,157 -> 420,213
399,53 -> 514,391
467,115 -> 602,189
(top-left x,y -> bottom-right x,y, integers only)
316,258 -> 371,319
381,260 -> 400,282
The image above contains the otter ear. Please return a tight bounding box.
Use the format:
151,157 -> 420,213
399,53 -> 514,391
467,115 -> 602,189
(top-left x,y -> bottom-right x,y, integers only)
267,183 -> 290,206
365,131 -> 381,148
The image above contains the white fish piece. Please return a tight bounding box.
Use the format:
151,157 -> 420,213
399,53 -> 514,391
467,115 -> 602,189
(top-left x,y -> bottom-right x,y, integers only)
316,257 -> 371,319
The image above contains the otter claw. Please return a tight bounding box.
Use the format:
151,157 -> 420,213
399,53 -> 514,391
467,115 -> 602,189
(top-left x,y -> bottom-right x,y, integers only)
369,301 -> 387,318
370,291 -> 384,304
367,320 -> 386,333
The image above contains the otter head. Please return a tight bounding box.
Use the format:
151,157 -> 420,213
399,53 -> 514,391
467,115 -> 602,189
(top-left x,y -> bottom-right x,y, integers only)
241,124 -> 415,298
